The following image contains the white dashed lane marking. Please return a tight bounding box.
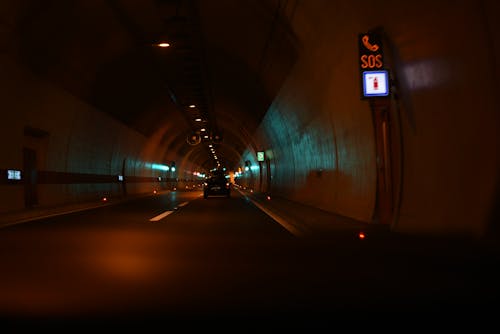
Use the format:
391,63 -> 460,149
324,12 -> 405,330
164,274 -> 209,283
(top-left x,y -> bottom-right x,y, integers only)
149,201 -> 189,222
149,210 -> 174,222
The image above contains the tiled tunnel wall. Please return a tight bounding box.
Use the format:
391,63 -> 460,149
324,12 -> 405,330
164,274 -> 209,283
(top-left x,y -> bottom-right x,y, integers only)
0,55 -> 180,213
238,0 -> 500,237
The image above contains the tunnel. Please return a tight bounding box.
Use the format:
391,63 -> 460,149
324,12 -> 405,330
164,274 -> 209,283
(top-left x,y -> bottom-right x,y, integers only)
0,0 -> 499,329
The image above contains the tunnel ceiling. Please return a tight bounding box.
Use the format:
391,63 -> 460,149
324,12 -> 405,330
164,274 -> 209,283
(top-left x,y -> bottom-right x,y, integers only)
11,0 -> 298,170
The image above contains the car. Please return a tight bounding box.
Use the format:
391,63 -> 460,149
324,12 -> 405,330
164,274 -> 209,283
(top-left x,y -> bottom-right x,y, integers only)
203,170 -> 231,198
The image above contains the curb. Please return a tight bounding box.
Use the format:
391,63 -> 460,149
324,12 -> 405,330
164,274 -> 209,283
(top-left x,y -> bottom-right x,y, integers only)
0,190 -> 171,229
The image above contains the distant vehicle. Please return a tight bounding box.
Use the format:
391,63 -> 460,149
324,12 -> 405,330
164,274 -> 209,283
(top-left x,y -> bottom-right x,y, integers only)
203,170 -> 231,198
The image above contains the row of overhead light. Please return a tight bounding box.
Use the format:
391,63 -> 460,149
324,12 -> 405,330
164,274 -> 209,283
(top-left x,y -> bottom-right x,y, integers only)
191,103 -> 220,168
189,104 -> 210,138
209,144 -> 221,169
155,42 -> 207,127
155,41 -> 219,168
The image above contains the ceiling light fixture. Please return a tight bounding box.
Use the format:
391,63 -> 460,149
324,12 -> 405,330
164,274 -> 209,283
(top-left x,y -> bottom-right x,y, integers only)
157,42 -> 170,47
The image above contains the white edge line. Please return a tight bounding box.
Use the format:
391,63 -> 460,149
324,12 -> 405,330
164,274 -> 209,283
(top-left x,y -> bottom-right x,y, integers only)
178,201 -> 189,207
240,193 -> 303,237
1,203 -> 111,227
1,191 -> 174,228
149,210 -> 174,222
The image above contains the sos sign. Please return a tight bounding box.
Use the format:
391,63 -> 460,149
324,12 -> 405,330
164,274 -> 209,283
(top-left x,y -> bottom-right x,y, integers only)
359,32 -> 389,98
358,32 -> 384,70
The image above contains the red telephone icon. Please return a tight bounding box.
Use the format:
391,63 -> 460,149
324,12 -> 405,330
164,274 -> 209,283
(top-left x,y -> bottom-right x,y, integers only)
362,35 -> 379,52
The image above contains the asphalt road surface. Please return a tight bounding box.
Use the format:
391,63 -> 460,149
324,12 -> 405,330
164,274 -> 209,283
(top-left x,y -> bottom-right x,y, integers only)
0,190 -> 499,331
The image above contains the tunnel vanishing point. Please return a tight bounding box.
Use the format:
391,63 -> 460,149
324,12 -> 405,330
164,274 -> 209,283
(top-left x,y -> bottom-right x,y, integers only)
0,0 -> 499,242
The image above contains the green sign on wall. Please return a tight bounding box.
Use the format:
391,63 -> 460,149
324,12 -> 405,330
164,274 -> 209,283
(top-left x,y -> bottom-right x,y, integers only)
257,151 -> 265,162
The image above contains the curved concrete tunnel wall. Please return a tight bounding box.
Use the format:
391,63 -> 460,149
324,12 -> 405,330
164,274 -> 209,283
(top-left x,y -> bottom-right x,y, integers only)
0,55 -> 190,213
238,0 -> 500,238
